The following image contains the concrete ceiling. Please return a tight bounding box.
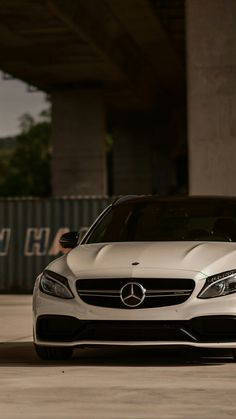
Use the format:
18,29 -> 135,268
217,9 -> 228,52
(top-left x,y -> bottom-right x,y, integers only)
0,0 -> 185,108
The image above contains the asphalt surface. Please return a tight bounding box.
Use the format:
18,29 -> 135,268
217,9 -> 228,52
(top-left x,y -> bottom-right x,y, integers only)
0,295 -> 236,419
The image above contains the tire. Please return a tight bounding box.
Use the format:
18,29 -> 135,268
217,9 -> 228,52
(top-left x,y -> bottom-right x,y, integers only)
34,344 -> 73,361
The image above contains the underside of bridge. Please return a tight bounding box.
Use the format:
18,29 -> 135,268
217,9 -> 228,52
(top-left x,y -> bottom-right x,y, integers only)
1,0 -> 236,196
0,0 -> 185,104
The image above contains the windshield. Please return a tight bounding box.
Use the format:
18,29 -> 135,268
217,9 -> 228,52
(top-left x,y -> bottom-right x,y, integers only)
85,200 -> 236,243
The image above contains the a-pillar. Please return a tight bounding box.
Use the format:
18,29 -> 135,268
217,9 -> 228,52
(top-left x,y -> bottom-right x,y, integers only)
187,0 -> 236,195
51,89 -> 107,196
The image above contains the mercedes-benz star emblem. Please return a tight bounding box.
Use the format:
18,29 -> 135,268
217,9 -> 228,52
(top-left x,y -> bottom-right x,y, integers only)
120,282 -> 146,308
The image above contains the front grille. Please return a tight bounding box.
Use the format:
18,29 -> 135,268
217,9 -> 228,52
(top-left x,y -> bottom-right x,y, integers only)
36,315 -> 236,343
36,316 -> 193,342
76,321 -> 191,342
76,278 -> 195,309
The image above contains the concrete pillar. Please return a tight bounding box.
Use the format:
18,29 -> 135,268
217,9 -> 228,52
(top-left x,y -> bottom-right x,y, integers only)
51,89 -> 106,196
112,106 -> 187,196
187,0 -> 236,195
112,113 -> 152,195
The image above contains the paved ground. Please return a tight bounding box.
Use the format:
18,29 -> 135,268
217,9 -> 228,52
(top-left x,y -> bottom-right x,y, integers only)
1,295 -> 236,419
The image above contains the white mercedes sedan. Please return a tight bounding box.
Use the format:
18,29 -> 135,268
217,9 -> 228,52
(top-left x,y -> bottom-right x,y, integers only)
33,196 -> 236,360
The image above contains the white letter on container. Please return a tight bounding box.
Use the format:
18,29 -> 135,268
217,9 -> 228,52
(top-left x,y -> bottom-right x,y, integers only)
24,228 -> 50,256
0,229 -> 11,256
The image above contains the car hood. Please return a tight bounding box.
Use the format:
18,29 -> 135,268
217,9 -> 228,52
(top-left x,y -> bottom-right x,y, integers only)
58,241 -> 236,280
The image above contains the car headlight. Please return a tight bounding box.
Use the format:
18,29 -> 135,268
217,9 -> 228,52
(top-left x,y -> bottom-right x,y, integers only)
198,270 -> 236,299
40,270 -> 74,299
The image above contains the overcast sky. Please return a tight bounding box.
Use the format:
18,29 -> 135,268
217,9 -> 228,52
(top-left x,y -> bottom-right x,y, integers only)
0,74 -> 46,138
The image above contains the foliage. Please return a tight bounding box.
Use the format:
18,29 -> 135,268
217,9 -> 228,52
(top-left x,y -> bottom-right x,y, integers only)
0,109 -> 51,196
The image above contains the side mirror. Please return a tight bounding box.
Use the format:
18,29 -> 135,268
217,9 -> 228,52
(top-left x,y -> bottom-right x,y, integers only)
59,231 -> 78,249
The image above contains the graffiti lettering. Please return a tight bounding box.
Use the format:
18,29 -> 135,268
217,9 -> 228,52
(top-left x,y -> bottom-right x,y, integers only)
24,228 -> 50,256
0,228 -> 11,256
48,227 -> 70,256
0,226 -> 88,256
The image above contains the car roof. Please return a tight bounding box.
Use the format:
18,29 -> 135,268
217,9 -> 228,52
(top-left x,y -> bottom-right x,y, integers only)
112,195 -> 236,206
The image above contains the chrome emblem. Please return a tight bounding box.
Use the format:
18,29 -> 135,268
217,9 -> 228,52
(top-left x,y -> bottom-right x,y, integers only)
120,282 -> 146,308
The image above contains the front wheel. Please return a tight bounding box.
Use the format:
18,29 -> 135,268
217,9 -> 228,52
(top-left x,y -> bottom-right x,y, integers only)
34,344 -> 73,361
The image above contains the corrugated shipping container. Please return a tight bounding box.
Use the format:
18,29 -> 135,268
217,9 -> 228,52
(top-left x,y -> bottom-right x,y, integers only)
0,197 -> 110,292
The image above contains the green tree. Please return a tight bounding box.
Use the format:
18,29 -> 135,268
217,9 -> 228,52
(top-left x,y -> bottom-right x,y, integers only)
0,110 -> 51,196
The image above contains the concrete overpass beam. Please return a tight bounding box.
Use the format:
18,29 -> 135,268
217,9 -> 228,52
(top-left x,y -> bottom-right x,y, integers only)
48,0 -> 157,106
51,89 -> 107,196
187,0 -> 236,196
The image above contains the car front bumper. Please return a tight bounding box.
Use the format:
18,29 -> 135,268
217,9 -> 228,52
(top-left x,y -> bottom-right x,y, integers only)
35,314 -> 236,348
33,287 -> 236,348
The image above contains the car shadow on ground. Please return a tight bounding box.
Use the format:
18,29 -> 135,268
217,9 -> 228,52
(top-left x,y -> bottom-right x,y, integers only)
0,342 -> 233,367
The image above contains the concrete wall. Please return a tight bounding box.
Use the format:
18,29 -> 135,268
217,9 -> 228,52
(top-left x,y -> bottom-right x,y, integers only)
187,0 -> 236,196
